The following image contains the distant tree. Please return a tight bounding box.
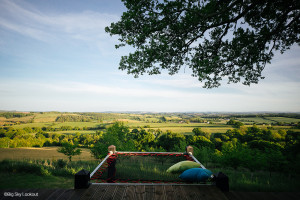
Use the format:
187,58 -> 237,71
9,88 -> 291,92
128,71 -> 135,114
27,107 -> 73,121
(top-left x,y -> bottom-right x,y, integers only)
227,119 -> 244,128
57,142 -> 82,162
189,135 -> 214,149
91,122 -> 135,159
192,127 -> 209,138
131,128 -> 155,151
157,131 -> 185,151
160,116 -> 167,122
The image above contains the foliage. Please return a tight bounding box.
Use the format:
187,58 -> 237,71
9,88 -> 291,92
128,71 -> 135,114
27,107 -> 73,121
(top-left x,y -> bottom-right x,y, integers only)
55,115 -> 92,122
105,0 -> 299,88
0,112 -> 33,119
157,131 -> 185,151
57,142 -> 82,162
90,122 -> 136,159
227,119 -> 244,128
131,128 -> 155,151
192,127 -> 209,138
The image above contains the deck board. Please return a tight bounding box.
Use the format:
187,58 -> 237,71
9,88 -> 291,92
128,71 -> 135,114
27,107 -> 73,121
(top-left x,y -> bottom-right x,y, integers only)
135,185 -> 145,200
112,185 -> 126,200
67,189 -> 86,200
101,185 -> 117,200
90,185 -> 108,200
144,185 -> 155,200
173,186 -> 187,200
1,185 -> 299,200
123,185 -> 136,200
154,185 -> 165,200
164,185 -> 175,200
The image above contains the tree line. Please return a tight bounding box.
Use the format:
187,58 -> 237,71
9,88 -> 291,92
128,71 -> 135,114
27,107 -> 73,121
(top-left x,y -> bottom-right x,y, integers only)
0,121 -> 299,176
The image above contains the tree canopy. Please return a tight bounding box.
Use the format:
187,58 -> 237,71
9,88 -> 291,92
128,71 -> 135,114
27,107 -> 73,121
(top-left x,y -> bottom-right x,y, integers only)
105,0 -> 299,88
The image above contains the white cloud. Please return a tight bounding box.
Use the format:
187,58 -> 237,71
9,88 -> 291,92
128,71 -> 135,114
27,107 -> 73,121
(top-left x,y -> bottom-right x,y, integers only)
0,0 -> 119,42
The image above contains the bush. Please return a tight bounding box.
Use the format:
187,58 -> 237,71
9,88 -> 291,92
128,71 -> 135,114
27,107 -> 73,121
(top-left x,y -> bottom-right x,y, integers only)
54,159 -> 67,169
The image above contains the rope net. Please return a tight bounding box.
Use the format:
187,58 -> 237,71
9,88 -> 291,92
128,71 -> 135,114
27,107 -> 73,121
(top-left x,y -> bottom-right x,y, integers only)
90,152 -> 196,184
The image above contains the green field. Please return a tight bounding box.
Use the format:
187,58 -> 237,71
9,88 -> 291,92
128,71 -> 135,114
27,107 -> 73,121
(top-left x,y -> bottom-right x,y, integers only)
265,117 -> 300,123
11,121 -> 101,129
2,112 -> 298,135
238,117 -> 275,124
0,147 -> 97,161
237,117 -> 300,125
0,172 -> 74,188
126,121 -> 232,134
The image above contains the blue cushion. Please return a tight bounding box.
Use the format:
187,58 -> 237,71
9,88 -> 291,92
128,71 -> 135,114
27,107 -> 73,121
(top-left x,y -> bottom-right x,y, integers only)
179,168 -> 213,182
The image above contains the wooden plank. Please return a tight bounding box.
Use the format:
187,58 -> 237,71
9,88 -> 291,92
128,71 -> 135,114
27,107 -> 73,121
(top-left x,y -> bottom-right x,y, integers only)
164,185 -> 175,200
172,186 -> 187,200
45,189 -> 66,200
1,189 -> 34,200
55,189 -> 76,200
205,186 -> 229,200
101,185 -> 117,200
144,185 -> 154,200
79,185 -> 100,200
274,192 -> 300,200
135,185 -> 145,200
90,185 -> 108,200
123,185 -> 136,200
154,185 -> 165,200
224,191 -> 240,200
227,192 -> 250,200
24,189 -> 56,200
25,189 -> 40,200
181,185 -> 201,200
67,189 -> 86,200
112,185 -> 127,200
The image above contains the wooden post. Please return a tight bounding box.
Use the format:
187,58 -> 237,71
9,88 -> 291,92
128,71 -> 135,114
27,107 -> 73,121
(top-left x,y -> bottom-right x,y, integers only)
108,145 -> 116,154
74,169 -> 90,189
186,145 -> 193,155
107,145 -> 116,182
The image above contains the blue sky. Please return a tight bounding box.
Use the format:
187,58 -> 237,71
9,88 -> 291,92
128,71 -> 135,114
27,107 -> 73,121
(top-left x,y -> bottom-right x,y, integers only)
0,0 -> 299,112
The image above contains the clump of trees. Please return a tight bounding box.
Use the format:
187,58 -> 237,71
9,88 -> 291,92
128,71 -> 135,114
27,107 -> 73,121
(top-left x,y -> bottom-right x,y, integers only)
55,115 -> 92,122
227,119 -> 244,128
0,112 -> 33,119
0,120 -> 299,178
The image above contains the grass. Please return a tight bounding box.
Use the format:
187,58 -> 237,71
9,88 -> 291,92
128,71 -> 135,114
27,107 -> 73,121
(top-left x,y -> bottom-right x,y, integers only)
237,117 -> 300,124
237,117 -> 274,124
0,172 -> 74,189
210,167 -> 300,192
265,117 -> 300,123
0,147 -> 97,161
0,159 -> 99,189
126,122 -> 232,134
33,113 -> 61,123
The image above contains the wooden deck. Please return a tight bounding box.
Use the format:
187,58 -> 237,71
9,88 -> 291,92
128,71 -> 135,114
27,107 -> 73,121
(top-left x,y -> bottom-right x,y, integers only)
0,185 -> 227,200
1,185 -> 299,200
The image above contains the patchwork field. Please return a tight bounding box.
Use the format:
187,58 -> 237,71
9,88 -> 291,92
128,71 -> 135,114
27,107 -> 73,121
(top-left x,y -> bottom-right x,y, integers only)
0,147 -> 96,161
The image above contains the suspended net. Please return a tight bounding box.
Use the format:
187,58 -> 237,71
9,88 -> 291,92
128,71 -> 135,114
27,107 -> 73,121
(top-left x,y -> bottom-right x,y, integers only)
90,152 -> 209,184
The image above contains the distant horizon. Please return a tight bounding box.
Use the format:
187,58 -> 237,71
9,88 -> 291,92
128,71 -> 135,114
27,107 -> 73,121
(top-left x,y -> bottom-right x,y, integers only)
1,109 -> 300,114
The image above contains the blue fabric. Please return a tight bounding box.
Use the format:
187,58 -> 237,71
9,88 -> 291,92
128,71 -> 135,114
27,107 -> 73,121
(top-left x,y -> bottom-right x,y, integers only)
179,168 -> 213,182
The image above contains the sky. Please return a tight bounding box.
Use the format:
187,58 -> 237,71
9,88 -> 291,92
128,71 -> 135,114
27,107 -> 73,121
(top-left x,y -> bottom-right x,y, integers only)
0,0 -> 299,113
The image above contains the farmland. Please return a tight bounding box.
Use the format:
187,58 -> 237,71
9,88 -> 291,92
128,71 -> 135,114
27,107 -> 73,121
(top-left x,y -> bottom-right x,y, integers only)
0,147 -> 96,161
2,111 -> 299,136
0,111 -> 299,191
